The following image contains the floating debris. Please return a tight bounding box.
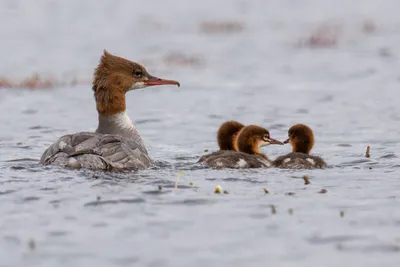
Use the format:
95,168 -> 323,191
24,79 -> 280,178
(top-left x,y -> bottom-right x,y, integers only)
362,19 -> 377,34
223,190 -> 229,194
174,170 -> 183,191
0,78 -> 12,88
263,188 -> 269,194
365,145 -> 371,158
0,73 -> 90,89
340,211 -> 345,218
298,23 -> 340,48
204,149 -> 209,152
28,239 -> 36,251
200,21 -> 245,34
215,185 -> 222,194
164,53 -> 204,68
318,189 -> 328,194
158,185 -> 163,191
285,192 -> 296,196
96,196 -> 101,201
303,176 -> 311,185
189,181 -> 194,186
270,205 -> 276,215
288,208 -> 294,215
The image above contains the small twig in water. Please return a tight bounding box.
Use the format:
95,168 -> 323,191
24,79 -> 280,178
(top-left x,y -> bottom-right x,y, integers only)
28,239 -> 36,251
303,176 -> 311,185
174,170 -> 183,191
365,145 -> 371,158
263,188 -> 269,194
270,205 -> 276,214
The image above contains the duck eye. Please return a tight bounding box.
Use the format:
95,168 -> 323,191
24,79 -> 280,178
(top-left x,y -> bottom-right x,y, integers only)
263,134 -> 269,141
133,69 -> 143,77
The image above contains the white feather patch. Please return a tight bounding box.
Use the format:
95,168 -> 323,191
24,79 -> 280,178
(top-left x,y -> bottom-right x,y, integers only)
283,158 -> 291,164
132,82 -> 145,90
216,161 -> 224,167
306,158 -> 315,166
112,111 -> 134,130
59,141 -> 67,150
235,158 -> 248,168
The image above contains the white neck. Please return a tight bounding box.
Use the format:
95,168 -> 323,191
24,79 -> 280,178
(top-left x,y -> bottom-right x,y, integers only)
96,111 -> 141,139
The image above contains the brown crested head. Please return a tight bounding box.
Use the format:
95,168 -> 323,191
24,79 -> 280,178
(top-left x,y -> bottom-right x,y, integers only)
236,125 -> 283,154
92,50 -> 180,114
217,120 -> 245,151
284,124 -> 315,154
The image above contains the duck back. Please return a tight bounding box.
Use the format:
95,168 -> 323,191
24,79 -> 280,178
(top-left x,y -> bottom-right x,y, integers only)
40,132 -> 151,171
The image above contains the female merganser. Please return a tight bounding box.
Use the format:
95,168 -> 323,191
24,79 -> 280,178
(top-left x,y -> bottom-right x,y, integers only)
199,125 -> 283,168
273,124 -> 327,169
40,50 -> 180,171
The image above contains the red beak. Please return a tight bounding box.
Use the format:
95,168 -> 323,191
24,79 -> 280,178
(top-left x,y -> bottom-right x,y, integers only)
145,74 -> 180,87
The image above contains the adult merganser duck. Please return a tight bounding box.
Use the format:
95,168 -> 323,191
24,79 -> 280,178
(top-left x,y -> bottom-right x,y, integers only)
273,124 -> 327,169
40,50 -> 180,171
199,125 -> 283,168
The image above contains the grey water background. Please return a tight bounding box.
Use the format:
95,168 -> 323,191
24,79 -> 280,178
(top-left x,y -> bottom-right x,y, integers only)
1,0 -> 400,266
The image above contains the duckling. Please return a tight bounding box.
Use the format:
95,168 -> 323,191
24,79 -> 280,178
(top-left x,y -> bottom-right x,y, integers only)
218,120 -> 245,151
273,124 -> 327,169
199,125 -> 283,168
198,120 -> 245,162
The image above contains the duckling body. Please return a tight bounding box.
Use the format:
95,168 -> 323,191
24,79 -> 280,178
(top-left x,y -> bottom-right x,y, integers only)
273,124 -> 327,169
199,150 -> 271,169
199,124 -> 283,169
199,120 -> 245,163
273,152 -> 326,169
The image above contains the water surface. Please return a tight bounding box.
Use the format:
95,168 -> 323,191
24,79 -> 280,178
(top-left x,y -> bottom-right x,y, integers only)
1,0 -> 400,266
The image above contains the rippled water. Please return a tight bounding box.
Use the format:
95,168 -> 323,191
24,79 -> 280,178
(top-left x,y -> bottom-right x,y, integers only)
1,0 -> 400,266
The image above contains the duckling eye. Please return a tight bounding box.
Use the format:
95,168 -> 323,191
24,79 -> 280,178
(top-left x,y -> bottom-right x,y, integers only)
133,69 -> 143,77
263,134 -> 270,141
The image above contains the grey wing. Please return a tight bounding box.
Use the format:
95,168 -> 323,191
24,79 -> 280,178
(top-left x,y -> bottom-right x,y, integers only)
198,150 -> 225,163
40,132 -> 152,171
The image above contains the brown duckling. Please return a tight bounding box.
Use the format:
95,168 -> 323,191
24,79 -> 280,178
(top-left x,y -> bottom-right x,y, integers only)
218,120 -> 245,151
273,124 -> 327,169
199,125 -> 283,168
198,120 -> 245,162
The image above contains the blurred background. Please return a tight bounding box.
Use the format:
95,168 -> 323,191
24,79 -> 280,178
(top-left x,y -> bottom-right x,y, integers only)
1,0 -> 398,88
